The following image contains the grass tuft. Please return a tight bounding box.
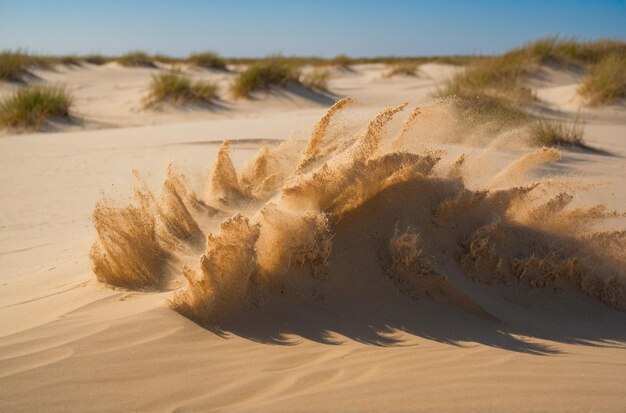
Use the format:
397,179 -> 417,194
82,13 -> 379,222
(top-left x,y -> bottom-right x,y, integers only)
83,54 -> 109,65
231,58 -> 299,98
0,50 -> 31,82
385,62 -> 419,77
145,70 -> 217,106
529,119 -> 584,147
330,54 -> 353,69
579,53 -> 626,105
187,52 -> 227,70
117,51 -> 155,67
0,85 -> 73,130
300,68 -> 330,91
440,37 -> 626,106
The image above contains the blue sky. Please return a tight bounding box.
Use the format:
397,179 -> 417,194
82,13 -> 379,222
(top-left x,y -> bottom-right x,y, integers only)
1,0 -> 625,57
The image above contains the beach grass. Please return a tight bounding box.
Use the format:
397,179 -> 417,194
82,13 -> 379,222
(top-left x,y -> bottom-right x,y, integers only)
145,70 -> 217,106
231,58 -> 299,98
0,85 -> 73,129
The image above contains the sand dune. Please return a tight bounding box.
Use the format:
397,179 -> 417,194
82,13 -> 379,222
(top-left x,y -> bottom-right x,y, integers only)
1,63 -> 626,412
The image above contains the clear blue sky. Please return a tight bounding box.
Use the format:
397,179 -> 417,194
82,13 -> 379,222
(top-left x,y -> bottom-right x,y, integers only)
1,0 -> 625,57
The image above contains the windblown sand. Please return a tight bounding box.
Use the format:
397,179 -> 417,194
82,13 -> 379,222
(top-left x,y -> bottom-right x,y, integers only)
1,63 -> 625,412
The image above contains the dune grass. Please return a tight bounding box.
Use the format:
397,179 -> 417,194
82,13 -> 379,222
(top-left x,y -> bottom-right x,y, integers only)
385,62 -> 419,77
579,53 -> 626,105
529,119 -> 584,147
231,58 -> 299,98
117,51 -> 155,67
330,54 -> 353,69
188,52 -> 227,70
145,70 -> 217,106
300,68 -> 330,91
0,50 -> 31,82
441,37 -> 626,106
0,85 -> 73,130
83,54 -> 109,65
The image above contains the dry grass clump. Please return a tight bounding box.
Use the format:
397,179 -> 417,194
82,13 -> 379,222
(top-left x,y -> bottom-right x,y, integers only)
83,54 -> 109,65
529,119 -> 584,147
442,37 -> 626,106
117,51 -> 156,67
0,50 -> 33,81
0,85 -> 73,130
579,53 -> 626,105
187,52 -> 227,70
231,58 -> 299,98
385,62 -> 419,77
145,70 -> 217,106
330,54 -> 353,69
54,55 -> 82,66
443,50 -> 534,104
300,68 -> 330,91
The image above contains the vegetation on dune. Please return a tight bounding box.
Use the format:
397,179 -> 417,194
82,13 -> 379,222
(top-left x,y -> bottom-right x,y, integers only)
529,119 -> 584,147
330,54 -> 353,69
0,85 -> 73,130
145,70 -> 217,106
300,68 -> 330,91
385,62 -> 419,77
152,54 -> 180,64
83,54 -> 109,65
117,51 -> 156,67
579,53 -> 626,105
0,50 -> 31,81
187,52 -> 227,70
231,58 -> 300,98
441,37 -> 626,105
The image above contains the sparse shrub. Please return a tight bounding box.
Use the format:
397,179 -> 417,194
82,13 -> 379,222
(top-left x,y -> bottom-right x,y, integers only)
117,51 -> 155,67
188,52 -> 227,70
231,58 -> 299,98
300,68 -> 330,91
529,119 -> 584,147
579,53 -> 626,105
0,85 -> 73,130
0,50 -> 31,81
146,70 -> 217,106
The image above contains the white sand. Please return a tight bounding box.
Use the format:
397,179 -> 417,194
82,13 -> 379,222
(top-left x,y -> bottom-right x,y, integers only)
1,63 -> 625,412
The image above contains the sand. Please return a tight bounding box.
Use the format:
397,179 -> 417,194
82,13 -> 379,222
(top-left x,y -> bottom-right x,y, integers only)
1,62 -> 625,412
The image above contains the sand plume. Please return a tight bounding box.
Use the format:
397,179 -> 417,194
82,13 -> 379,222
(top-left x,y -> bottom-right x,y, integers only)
90,191 -> 167,289
155,165 -> 204,247
489,147 -> 561,189
90,99 -> 626,327
171,214 -> 260,322
208,139 -> 252,207
297,97 -> 355,172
